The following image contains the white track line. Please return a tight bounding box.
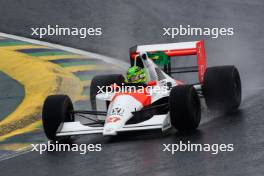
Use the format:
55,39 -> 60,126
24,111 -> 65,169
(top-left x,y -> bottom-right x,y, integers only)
0,32 -> 129,68
0,32 -> 129,162
0,148 -> 33,162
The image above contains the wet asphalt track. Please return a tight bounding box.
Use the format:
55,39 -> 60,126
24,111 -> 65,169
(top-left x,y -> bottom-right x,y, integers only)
1,0 -> 264,175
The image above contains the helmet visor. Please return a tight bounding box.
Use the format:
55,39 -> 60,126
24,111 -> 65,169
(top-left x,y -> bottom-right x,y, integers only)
128,74 -> 145,82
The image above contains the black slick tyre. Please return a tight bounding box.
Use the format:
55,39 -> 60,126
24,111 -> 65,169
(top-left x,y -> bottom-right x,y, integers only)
42,95 -> 74,141
169,85 -> 201,131
90,74 -> 124,110
203,66 -> 241,113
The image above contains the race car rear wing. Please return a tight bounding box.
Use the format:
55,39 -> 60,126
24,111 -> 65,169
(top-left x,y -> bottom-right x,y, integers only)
129,40 -> 206,83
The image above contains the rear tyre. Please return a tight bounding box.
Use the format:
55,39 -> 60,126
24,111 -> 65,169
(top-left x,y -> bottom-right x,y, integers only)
203,66 -> 241,113
42,95 -> 74,141
169,85 -> 201,131
90,74 -> 125,110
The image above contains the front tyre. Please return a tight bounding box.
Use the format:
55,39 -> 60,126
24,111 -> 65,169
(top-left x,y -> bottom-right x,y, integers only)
90,74 -> 125,110
169,85 -> 201,131
42,95 -> 74,141
203,66 -> 241,113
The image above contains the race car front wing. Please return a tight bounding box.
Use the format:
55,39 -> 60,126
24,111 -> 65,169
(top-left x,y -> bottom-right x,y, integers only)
56,114 -> 171,137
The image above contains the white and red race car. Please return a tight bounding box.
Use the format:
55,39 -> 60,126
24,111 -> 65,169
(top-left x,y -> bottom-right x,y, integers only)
42,40 -> 241,141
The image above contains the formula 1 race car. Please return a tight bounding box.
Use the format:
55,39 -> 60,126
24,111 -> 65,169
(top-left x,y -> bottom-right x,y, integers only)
42,40 -> 242,141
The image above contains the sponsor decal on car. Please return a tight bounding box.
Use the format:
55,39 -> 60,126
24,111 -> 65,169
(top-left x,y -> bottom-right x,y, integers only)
106,116 -> 121,123
110,107 -> 124,116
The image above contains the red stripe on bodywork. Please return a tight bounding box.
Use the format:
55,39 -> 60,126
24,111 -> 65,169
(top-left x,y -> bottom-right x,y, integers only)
130,48 -> 197,59
112,89 -> 151,107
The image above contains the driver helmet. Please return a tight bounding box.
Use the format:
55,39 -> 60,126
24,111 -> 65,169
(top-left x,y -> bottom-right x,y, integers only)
126,66 -> 147,83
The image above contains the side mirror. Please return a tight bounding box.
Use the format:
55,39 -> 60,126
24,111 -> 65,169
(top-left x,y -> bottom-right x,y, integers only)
147,80 -> 157,86
142,53 -> 147,60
